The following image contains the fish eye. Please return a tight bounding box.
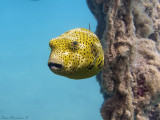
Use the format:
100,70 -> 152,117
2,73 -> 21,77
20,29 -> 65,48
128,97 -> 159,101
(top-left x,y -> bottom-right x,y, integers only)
69,41 -> 79,50
73,41 -> 78,45
72,41 -> 78,46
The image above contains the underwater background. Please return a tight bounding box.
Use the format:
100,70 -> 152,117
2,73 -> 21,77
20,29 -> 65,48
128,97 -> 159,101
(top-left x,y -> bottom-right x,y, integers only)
0,0 -> 103,120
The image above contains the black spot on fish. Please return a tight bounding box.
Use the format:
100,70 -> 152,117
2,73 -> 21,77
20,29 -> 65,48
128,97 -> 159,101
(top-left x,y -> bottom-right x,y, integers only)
98,58 -> 100,62
98,66 -> 102,69
98,61 -> 102,68
88,65 -> 94,70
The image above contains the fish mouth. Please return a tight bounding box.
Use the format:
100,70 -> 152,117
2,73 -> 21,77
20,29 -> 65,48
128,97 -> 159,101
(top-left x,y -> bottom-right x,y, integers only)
48,62 -> 63,71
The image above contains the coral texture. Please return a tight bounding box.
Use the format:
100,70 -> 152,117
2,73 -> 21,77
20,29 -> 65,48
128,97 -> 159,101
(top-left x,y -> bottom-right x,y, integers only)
87,0 -> 160,120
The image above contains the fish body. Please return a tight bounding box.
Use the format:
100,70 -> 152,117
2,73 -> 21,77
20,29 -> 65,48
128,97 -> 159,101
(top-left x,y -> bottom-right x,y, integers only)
48,28 -> 104,79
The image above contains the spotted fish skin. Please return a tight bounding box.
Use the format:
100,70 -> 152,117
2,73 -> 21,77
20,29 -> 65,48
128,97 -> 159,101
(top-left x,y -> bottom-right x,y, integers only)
48,28 -> 104,79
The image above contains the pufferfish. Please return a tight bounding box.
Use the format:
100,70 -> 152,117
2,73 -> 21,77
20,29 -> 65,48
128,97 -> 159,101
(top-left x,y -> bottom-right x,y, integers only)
48,28 -> 104,79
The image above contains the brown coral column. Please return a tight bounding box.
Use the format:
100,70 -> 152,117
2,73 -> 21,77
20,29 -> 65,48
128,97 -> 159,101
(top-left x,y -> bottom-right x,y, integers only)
87,0 -> 160,120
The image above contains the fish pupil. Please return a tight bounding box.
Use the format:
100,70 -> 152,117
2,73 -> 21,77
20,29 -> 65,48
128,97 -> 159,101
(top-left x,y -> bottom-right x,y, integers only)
73,41 -> 77,45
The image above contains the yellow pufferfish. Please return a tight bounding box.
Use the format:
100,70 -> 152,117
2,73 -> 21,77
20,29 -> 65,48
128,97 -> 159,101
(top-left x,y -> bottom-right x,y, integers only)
48,28 -> 104,79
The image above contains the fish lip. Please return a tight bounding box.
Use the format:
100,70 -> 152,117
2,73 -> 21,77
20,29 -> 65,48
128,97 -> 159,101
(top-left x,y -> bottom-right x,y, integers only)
48,62 -> 63,71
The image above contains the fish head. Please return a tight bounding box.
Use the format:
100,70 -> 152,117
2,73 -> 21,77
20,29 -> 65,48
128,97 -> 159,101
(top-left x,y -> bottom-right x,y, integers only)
48,28 -> 104,79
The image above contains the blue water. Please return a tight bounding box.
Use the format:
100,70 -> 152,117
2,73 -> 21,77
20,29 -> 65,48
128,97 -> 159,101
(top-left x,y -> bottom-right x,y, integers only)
0,0 -> 103,120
